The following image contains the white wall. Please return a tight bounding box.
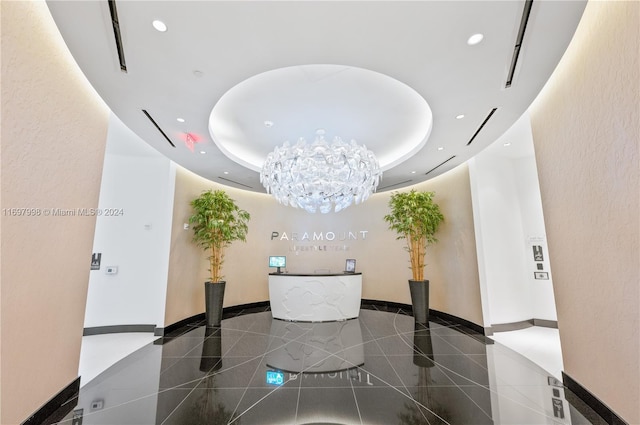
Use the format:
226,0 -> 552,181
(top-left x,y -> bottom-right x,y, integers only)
84,114 -> 175,328
513,157 -> 556,321
470,112 -> 557,326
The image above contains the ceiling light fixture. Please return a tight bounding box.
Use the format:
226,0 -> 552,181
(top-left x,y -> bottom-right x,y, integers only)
152,20 -> 167,32
260,129 -> 382,213
467,33 -> 484,45
264,120 -> 274,128
177,118 -> 185,123
456,114 -> 465,120
437,147 -> 444,151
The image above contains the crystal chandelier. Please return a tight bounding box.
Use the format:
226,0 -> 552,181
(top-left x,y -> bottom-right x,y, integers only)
260,130 -> 382,213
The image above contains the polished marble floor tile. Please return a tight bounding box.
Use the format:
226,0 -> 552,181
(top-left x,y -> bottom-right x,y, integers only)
62,310 -> 602,425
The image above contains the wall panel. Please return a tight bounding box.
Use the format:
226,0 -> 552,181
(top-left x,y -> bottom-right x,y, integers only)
530,1 -> 639,422
1,2 -> 109,423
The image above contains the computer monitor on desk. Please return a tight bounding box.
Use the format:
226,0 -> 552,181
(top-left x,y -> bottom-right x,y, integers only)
269,256 -> 286,274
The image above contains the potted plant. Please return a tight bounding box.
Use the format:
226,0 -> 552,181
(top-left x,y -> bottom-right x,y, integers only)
384,189 -> 444,323
189,189 -> 250,327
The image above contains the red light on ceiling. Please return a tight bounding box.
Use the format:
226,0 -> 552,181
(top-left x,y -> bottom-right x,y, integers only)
181,132 -> 202,152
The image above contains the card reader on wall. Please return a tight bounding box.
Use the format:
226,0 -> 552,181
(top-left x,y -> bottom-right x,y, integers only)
105,266 -> 118,275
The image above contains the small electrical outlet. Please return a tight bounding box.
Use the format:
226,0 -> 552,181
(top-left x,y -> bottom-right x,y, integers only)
90,400 -> 104,411
105,266 -> 118,275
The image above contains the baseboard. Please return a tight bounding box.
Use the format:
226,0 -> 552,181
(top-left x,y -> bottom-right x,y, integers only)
154,313 -> 205,337
490,320 -> 534,333
86,301 -> 492,341
83,324 -> 156,336
222,301 -> 271,318
533,318 -> 558,328
428,308 -> 488,337
154,302 -> 272,337
489,318 -> 559,334
562,372 -> 628,425
361,299 -> 488,337
360,299 -> 413,314
21,377 -> 80,425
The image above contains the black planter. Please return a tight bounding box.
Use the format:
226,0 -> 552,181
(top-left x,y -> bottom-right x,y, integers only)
413,322 -> 435,367
409,279 -> 429,323
200,326 -> 223,372
204,281 -> 226,327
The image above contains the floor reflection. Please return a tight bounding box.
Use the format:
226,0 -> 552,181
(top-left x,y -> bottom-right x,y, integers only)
56,309 -> 605,425
266,319 -> 364,374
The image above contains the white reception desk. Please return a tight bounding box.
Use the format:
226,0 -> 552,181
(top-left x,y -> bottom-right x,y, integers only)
268,273 -> 362,322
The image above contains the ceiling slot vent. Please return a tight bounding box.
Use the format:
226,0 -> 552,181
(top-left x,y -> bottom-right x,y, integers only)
425,156 -> 456,176
218,177 -> 253,189
467,108 -> 498,146
142,109 -> 175,147
108,0 -> 127,72
378,180 -> 413,191
505,0 -> 534,88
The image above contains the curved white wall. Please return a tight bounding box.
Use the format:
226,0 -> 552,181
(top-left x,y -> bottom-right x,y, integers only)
84,114 -> 175,329
470,113 -> 557,327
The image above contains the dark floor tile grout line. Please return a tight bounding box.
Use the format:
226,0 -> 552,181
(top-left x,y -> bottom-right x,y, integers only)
359,314 -> 446,424
68,310 -> 583,425
392,318 -> 564,423
226,323 -> 317,424
388,312 -> 454,425
348,373 -> 364,425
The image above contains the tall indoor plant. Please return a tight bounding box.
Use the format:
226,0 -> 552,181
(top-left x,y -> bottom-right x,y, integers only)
384,189 -> 444,323
189,189 -> 250,327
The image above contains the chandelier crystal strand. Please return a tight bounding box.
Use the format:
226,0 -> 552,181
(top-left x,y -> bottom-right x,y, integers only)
260,130 -> 382,213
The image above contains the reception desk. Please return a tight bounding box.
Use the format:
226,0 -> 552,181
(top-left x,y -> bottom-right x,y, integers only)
268,273 -> 362,322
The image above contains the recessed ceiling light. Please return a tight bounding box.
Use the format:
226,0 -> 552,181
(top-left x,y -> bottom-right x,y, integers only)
456,114 -> 465,120
437,147 -> 444,151
223,171 -> 229,175
411,171 -> 416,174
177,118 -> 185,123
467,33 -> 484,45
200,151 -> 206,154
152,20 -> 167,32
264,120 -> 274,128
503,142 -> 512,147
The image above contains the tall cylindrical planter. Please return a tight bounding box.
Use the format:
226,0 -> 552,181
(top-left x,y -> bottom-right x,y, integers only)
200,326 -> 223,372
205,281 -> 226,327
413,322 -> 435,367
409,279 -> 429,323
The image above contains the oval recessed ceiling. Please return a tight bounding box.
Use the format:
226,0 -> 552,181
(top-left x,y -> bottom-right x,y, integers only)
209,64 -> 433,172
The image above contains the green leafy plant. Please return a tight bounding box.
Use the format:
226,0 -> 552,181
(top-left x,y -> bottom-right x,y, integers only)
384,190 -> 444,281
189,190 -> 250,283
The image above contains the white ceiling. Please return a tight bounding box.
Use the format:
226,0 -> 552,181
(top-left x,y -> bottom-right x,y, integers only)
46,0 -> 586,193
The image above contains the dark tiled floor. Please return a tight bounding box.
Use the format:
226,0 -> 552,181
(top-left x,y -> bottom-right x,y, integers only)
57,309 -> 605,424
